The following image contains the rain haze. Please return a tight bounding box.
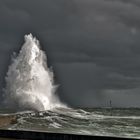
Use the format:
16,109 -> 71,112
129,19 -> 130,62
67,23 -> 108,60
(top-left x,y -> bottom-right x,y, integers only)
0,0 -> 140,107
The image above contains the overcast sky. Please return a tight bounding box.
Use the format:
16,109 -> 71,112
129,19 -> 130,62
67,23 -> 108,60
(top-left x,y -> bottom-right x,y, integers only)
0,0 -> 140,107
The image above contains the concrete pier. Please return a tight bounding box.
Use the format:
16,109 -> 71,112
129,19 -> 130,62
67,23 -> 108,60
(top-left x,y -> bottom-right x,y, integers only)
0,129 -> 137,140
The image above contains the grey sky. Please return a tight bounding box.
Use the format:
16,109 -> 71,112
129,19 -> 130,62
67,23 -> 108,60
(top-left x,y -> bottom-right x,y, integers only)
0,0 -> 140,107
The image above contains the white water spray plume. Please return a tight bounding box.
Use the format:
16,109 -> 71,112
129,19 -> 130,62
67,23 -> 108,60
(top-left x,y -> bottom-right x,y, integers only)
4,34 -> 65,111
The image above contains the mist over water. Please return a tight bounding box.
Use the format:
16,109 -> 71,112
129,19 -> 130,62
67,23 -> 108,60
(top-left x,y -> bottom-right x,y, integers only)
4,34 -> 65,111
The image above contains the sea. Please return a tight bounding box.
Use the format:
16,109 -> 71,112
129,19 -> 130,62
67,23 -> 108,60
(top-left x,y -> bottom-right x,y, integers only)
0,107 -> 140,139
2,34 -> 140,139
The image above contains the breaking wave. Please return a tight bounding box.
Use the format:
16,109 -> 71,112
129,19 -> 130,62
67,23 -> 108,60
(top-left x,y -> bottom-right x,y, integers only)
4,34 -> 65,111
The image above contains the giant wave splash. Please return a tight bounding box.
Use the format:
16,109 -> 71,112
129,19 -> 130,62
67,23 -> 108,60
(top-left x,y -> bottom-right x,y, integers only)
4,34 -> 64,111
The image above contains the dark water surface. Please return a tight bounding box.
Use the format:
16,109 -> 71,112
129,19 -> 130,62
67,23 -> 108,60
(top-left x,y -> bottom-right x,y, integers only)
0,108 -> 140,139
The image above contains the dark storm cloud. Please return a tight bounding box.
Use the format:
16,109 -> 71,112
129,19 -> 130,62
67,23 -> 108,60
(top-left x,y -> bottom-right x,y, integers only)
0,0 -> 140,107
0,3 -> 31,37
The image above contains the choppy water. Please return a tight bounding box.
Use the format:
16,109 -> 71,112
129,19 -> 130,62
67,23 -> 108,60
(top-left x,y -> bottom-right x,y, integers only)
0,108 -> 140,139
